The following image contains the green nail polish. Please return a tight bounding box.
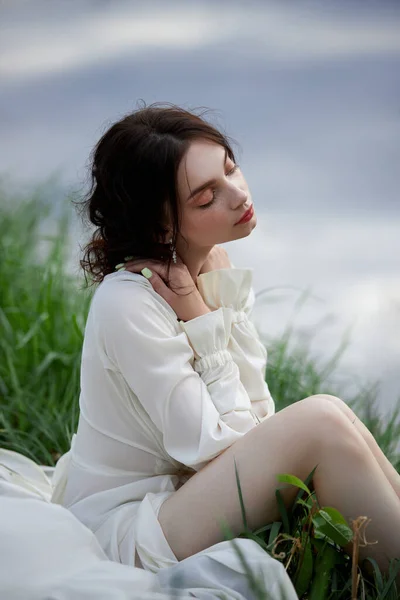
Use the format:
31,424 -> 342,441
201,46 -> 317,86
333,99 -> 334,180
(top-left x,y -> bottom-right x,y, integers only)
141,268 -> 152,279
124,255 -> 134,261
115,263 -> 125,271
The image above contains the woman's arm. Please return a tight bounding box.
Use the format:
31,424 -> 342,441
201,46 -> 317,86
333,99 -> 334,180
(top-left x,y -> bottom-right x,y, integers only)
197,267 -> 275,421
93,278 -> 260,472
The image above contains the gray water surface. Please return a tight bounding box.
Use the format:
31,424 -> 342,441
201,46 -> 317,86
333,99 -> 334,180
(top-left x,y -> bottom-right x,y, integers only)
1,0 -> 399,420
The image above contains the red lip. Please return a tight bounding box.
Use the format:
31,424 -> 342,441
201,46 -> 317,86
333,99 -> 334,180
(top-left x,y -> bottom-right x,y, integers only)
235,204 -> 254,225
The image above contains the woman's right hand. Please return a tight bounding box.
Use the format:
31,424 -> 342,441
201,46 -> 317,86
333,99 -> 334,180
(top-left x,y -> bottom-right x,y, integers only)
121,256 -> 211,322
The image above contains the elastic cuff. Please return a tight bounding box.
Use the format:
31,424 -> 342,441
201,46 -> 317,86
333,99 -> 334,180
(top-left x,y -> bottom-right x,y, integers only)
193,349 -> 232,372
179,307 -> 233,359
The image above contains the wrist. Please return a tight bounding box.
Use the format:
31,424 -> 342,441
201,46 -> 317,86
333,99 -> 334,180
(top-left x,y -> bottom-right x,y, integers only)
184,303 -> 212,322
196,305 -> 212,317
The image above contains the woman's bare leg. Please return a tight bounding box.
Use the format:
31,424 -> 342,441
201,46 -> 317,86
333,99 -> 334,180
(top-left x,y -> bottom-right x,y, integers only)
158,395 -> 400,582
316,394 -> 400,498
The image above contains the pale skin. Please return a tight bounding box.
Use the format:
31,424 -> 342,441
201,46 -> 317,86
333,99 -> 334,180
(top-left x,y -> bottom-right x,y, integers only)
122,139 -> 400,583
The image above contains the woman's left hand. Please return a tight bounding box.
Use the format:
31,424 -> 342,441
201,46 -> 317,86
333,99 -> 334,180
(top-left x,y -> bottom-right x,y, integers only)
199,246 -> 232,275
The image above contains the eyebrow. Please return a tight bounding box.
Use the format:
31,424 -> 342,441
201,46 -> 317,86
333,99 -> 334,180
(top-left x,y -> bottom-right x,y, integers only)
186,147 -> 228,202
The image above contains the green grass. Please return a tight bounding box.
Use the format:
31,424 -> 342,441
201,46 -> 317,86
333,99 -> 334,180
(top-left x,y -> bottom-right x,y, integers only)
1,185 -> 399,598
0,185 -> 92,464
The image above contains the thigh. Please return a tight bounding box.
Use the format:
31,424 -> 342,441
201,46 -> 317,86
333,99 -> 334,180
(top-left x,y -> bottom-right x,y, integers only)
158,395 -> 352,561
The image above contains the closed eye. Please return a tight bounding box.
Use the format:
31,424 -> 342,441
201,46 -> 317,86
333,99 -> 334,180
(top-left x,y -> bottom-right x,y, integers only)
198,164 -> 240,209
227,164 -> 239,176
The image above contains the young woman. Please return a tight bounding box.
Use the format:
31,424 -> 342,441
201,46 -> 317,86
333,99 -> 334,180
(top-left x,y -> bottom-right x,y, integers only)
53,103 -> 400,584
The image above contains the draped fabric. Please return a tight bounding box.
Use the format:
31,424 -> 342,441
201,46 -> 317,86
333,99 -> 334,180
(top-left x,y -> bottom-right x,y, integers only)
0,267 -> 299,598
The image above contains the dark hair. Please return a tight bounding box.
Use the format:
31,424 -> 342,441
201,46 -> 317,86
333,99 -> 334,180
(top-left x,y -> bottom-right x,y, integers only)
75,101 -> 237,286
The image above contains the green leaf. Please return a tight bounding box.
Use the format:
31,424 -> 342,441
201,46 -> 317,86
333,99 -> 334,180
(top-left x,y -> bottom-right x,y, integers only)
319,506 -> 349,526
276,473 -> 312,496
294,532 -> 314,598
267,520 -> 282,547
312,508 -> 353,546
296,498 -> 312,510
233,456 -> 249,533
362,557 -> 384,592
71,313 -> 84,340
309,543 -> 337,600
35,351 -> 72,377
381,558 -> 400,597
252,522 -> 272,536
15,313 -> 48,349
275,487 -> 291,533
310,538 -> 326,552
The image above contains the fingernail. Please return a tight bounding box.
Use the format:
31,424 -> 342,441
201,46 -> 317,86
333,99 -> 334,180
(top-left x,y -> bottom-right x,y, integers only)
115,263 -> 125,271
141,268 -> 152,279
124,255 -> 134,261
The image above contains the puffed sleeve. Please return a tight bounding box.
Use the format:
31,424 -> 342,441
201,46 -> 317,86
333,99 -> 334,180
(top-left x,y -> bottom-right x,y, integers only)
93,280 -> 259,472
197,268 -> 275,421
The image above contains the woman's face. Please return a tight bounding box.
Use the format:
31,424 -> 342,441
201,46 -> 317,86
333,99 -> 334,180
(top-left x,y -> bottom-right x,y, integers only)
175,139 -> 256,248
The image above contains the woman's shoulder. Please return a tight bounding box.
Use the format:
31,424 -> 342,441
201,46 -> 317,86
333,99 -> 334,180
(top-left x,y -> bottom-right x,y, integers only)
90,270 -> 177,328
99,270 -> 153,296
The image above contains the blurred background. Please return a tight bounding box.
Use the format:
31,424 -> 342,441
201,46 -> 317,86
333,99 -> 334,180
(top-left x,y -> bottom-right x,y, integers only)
1,0 -> 399,419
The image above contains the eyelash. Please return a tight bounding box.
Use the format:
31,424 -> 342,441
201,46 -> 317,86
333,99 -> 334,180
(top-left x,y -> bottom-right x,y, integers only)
198,164 -> 239,209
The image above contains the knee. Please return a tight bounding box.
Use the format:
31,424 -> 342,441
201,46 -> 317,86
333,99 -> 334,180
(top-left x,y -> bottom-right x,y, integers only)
302,394 -> 351,423
305,393 -> 347,410
299,393 -> 346,417
297,395 -> 358,447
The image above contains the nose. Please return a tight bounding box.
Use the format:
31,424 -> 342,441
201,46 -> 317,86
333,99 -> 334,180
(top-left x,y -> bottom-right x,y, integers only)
231,185 -> 248,210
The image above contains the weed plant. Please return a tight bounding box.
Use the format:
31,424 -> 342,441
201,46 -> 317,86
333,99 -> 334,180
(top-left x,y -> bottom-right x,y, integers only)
1,188 -> 399,598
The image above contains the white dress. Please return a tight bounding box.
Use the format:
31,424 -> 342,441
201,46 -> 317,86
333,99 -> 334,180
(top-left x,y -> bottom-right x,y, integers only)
51,267 -> 276,573
0,456 -> 298,599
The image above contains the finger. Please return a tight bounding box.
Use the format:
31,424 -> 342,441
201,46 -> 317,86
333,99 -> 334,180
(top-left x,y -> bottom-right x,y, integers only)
122,262 -> 148,273
124,259 -> 181,283
124,261 -> 171,285
141,268 -> 173,303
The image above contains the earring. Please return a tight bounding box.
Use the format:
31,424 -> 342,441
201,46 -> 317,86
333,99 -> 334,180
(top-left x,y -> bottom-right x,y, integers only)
169,238 -> 177,264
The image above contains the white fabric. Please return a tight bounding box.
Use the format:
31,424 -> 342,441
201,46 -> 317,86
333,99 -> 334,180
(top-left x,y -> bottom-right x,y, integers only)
0,267 -> 298,598
0,452 -> 298,598
51,267 -> 275,574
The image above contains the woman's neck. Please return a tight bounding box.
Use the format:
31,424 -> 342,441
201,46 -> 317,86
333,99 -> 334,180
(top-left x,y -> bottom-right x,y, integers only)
176,241 -> 213,284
